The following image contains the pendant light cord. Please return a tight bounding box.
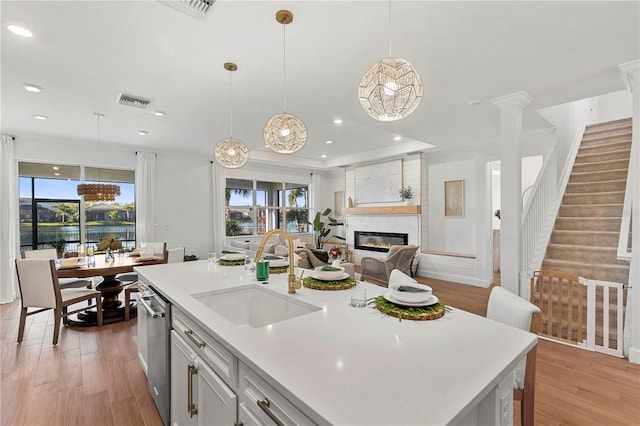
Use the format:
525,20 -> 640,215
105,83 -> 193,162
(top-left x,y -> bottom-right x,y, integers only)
282,21 -> 287,112
388,0 -> 392,58
229,70 -> 233,137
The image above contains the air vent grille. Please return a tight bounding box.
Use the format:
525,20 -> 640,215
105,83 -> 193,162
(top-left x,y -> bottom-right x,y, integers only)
161,0 -> 215,19
116,93 -> 151,109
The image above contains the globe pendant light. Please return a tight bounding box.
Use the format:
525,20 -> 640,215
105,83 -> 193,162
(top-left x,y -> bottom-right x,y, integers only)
358,0 -> 423,121
215,62 -> 249,168
77,113 -> 121,202
263,10 -> 307,154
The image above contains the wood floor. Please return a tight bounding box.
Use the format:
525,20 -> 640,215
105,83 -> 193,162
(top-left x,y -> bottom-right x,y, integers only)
1,276 -> 639,425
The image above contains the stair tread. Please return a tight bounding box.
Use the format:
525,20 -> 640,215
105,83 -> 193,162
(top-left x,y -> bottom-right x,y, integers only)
547,243 -> 617,250
552,229 -> 618,234
570,168 -> 628,175
543,258 -> 629,270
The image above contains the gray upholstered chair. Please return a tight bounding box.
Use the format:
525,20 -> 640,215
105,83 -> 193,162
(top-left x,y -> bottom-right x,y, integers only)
22,248 -> 93,290
15,258 -> 102,345
360,245 -> 418,286
487,286 -> 541,426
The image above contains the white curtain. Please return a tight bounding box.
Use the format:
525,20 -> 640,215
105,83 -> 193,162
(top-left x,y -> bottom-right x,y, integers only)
0,135 -> 19,303
211,162 -> 226,254
136,152 -> 157,244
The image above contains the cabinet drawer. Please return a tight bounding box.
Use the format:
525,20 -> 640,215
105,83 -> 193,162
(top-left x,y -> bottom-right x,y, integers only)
172,309 -> 235,385
238,361 -> 315,426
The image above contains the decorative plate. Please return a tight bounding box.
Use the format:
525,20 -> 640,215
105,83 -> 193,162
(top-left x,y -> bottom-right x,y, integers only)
218,258 -> 245,266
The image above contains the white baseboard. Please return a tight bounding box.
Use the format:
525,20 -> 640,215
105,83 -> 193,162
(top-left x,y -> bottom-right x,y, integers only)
628,347 -> 640,364
417,269 -> 492,288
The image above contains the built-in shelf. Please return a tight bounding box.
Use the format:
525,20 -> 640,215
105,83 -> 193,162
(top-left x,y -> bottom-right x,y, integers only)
343,205 -> 421,215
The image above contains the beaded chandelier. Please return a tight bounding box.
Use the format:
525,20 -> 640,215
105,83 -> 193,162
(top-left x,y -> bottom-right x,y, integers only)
358,1 -> 423,121
215,62 -> 249,168
263,10 -> 307,154
77,114 -> 121,201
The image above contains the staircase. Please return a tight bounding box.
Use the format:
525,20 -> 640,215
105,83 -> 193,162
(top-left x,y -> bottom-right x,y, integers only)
542,118 -> 632,284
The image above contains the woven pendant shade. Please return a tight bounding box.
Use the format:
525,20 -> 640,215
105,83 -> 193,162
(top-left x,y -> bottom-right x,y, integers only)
214,62 -> 249,168
263,112 -> 307,154
359,57 -> 423,121
215,137 -> 249,168
77,183 -> 121,202
263,10 -> 307,154
77,113 -> 121,201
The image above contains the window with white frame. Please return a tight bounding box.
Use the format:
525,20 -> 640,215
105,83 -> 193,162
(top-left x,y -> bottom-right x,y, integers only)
225,178 -> 309,236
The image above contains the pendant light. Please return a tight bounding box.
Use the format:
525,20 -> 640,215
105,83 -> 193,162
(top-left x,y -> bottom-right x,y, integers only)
77,113 -> 121,201
263,10 -> 307,154
358,0 -> 423,121
215,62 -> 249,168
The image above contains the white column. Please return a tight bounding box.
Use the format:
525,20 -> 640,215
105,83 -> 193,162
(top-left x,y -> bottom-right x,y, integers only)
490,91 -> 533,295
619,60 -> 640,364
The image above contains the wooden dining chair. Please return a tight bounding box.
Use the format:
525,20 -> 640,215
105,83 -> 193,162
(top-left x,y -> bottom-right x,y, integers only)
22,248 -> 93,289
487,286 -> 541,426
15,258 -> 103,345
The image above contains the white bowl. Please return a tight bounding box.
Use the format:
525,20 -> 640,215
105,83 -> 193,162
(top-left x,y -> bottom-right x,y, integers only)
313,265 -> 345,280
391,284 -> 432,303
222,251 -> 246,261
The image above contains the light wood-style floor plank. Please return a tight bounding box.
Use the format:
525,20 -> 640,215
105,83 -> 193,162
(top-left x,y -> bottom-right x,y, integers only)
1,275 -> 638,425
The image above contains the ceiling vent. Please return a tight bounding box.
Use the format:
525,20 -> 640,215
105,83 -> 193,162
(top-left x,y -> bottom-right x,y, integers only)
160,0 -> 215,19
116,93 -> 151,109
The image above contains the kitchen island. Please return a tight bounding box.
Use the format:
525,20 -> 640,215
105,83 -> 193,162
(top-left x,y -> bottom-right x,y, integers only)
136,260 -> 537,425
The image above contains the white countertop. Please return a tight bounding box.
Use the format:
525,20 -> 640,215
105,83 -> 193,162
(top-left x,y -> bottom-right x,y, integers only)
136,260 -> 537,425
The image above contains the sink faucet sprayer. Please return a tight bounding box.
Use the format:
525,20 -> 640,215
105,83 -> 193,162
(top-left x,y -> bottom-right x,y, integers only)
254,229 -> 303,294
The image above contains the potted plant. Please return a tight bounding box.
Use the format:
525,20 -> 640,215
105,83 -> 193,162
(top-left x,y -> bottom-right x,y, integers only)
312,208 -> 344,249
50,235 -> 66,258
399,186 -> 413,202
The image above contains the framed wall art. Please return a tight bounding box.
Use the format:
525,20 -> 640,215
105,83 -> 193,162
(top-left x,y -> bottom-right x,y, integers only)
444,180 -> 464,217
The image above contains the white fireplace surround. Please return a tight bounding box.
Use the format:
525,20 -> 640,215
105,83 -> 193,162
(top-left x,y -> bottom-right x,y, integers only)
345,214 -> 420,265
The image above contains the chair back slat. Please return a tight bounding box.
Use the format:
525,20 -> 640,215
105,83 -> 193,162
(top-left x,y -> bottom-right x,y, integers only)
167,247 -> 185,263
23,248 -> 57,260
15,259 -> 59,309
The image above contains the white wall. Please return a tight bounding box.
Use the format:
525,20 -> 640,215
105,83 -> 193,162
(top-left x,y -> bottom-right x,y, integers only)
427,158 -> 477,254
596,90 -> 632,122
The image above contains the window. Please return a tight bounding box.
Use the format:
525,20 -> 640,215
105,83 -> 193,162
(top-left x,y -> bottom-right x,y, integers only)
225,178 -> 309,236
19,162 -> 135,254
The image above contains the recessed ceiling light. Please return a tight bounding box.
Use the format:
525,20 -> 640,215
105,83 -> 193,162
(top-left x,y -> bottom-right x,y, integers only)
8,25 -> 33,37
321,154 -> 327,158
468,99 -> 481,106
333,119 -> 343,124
394,136 -> 402,141
325,140 -> 333,144
137,130 -> 148,136
151,111 -> 166,117
23,83 -> 43,93
54,173 -> 60,176
33,114 -> 48,120
52,166 -> 59,170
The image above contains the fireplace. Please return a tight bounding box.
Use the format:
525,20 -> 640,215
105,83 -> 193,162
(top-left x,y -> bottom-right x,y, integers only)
354,231 -> 409,253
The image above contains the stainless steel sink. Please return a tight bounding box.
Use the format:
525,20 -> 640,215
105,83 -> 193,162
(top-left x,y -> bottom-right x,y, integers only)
192,284 -> 321,328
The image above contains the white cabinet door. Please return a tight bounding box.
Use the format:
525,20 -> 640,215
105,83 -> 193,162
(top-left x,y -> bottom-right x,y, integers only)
138,303 -> 148,376
171,330 -> 196,426
171,330 -> 237,426
194,357 -> 237,426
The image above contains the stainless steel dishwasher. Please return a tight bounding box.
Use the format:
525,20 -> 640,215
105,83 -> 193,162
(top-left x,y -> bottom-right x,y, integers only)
138,281 -> 171,426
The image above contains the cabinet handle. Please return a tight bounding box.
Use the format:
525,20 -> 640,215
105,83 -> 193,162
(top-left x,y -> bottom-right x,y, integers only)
184,329 -> 205,348
257,398 -> 284,426
187,364 -> 198,417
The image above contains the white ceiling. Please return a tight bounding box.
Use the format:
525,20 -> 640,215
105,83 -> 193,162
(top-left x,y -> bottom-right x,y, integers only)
1,1 -> 638,169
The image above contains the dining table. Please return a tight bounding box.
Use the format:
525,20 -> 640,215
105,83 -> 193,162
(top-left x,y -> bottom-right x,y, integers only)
56,253 -> 165,326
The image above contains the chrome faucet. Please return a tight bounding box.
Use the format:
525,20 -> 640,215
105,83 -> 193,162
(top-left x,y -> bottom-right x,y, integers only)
254,229 -> 303,294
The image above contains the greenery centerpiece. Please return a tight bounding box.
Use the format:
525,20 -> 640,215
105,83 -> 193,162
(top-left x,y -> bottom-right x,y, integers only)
303,275 -> 356,291
374,296 -> 446,321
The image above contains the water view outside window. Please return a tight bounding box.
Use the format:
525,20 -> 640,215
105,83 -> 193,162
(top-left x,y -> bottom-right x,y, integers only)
225,178 -> 309,236
19,162 -> 135,255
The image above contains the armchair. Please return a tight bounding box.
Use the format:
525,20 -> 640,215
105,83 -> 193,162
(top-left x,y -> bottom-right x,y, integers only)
360,245 -> 418,286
